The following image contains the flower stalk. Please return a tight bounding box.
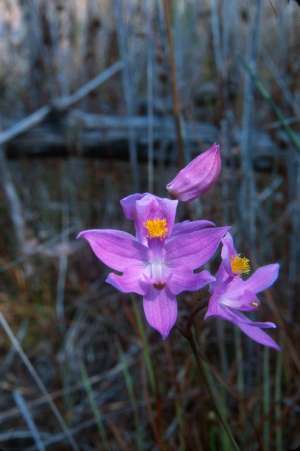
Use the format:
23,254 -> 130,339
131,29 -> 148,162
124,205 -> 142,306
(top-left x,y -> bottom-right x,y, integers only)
178,325 -> 241,451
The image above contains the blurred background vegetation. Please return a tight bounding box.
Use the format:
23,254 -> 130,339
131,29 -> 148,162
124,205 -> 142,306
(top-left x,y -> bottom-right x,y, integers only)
0,0 -> 300,450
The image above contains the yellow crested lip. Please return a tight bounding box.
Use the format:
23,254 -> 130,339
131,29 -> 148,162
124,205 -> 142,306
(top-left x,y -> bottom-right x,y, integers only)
230,255 -> 251,275
144,218 -> 168,239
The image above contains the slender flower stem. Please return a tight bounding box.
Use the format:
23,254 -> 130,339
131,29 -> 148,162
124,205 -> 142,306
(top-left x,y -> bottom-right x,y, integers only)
275,351 -> 283,451
0,313 -> 79,451
263,348 -> 270,451
178,327 -> 241,451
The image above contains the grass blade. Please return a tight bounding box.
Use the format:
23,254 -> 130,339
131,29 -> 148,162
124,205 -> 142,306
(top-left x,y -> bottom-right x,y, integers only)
275,352 -> 283,451
263,347 -> 270,451
117,341 -> 144,451
13,390 -> 46,451
241,58 -> 300,153
80,361 -> 110,451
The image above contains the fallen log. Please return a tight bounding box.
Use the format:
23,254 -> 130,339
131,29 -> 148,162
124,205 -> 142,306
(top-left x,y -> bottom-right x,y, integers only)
5,112 -> 282,171
6,110 -> 285,171
6,113 -> 218,161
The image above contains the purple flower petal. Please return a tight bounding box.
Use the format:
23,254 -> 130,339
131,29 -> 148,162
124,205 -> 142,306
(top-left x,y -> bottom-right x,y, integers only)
205,233 -> 280,350
106,269 -> 146,295
222,307 -> 277,329
213,261 -> 230,286
233,290 -> 260,311
225,309 -> 280,351
168,269 -> 215,295
221,232 -> 237,261
165,226 -> 230,270
143,287 -> 177,338
220,288 -> 259,311
135,194 -> 178,243
120,193 -> 145,220
172,220 -> 215,236
243,263 -> 280,294
78,229 -> 148,271
205,288 -> 224,318
237,321 -> 280,350
166,143 -> 221,201
205,303 -> 280,350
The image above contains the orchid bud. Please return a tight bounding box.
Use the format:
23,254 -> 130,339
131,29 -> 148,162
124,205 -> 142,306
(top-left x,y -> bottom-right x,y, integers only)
166,143 -> 221,201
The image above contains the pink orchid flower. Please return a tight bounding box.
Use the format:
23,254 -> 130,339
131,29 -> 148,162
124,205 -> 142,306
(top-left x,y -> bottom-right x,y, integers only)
205,233 -> 280,350
166,143 -> 221,201
79,193 -> 229,338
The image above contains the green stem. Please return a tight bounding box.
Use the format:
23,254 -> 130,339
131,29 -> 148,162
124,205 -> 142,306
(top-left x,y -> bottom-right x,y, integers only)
263,348 -> 270,451
180,329 -> 241,451
117,342 -> 144,451
275,352 -> 283,451
80,361 -> 110,451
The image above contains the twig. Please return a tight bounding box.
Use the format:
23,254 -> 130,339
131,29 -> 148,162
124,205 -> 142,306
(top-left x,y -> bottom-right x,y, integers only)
0,313 -> 79,451
0,147 -> 27,250
145,0 -> 155,192
56,207 -> 69,329
210,0 -> 223,74
113,0 -> 139,190
13,390 -> 46,451
0,320 -> 27,377
56,251 -> 68,329
162,0 -> 185,168
0,108 -> 50,146
0,344 -> 140,426
0,145 -> 32,274
240,0 -> 262,252
53,61 -> 123,111
0,61 -> 123,146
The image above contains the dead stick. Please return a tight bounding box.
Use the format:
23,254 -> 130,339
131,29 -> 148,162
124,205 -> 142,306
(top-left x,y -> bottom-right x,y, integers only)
162,0 -> 185,169
0,61 -> 123,146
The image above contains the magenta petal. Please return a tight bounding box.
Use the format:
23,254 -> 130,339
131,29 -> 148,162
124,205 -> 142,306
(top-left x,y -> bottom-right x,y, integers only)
143,287 -> 177,338
213,261 -> 230,286
221,232 -> 237,261
243,263 -> 280,294
166,143 -> 221,201
168,269 -> 215,295
78,229 -> 148,271
205,303 -> 280,351
166,226 -> 230,270
237,322 -> 280,350
220,291 -> 256,310
205,289 -> 224,318
106,270 -> 145,295
222,307 -> 277,329
135,194 -> 178,242
172,220 -> 215,236
120,193 -> 145,220
235,290 -> 260,311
